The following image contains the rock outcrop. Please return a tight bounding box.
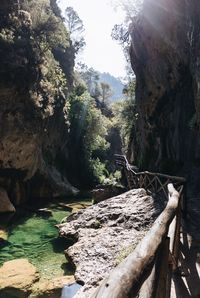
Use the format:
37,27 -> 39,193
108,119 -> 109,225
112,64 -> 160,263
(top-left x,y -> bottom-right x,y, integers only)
0,258 -> 39,297
0,0 -> 78,207
58,189 -> 165,297
0,187 -> 15,213
129,0 -> 200,190
0,258 -> 76,298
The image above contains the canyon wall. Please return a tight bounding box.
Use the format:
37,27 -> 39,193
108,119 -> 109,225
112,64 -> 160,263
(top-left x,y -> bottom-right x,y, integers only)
0,0 -> 77,207
129,0 -> 200,191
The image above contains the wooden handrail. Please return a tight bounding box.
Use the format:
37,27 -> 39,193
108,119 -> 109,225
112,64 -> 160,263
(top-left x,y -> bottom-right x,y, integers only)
115,154 -> 186,183
115,154 -> 186,202
92,184 -> 181,298
132,170 -> 186,183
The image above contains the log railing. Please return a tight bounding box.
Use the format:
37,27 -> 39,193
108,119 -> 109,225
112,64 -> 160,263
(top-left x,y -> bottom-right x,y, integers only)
115,154 -> 187,217
91,156 -> 186,298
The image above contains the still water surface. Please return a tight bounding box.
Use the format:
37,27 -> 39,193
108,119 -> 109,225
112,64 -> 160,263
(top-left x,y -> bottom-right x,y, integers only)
0,199 -> 91,280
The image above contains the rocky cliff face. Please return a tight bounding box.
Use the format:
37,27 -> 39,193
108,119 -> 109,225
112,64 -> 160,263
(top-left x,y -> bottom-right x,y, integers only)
129,0 -> 200,189
0,0 -> 77,207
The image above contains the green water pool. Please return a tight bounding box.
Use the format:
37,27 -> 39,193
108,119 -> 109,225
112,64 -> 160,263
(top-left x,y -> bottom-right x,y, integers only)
0,199 -> 91,280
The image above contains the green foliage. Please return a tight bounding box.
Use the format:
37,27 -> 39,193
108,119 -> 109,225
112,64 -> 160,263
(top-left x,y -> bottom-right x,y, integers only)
101,170 -> 122,186
111,24 -> 129,45
100,82 -> 113,104
71,68 -> 125,187
77,64 -> 100,96
69,91 -> 110,151
68,89 -> 112,186
2,0 -> 126,187
13,0 -> 71,119
31,50 -> 68,117
65,7 -> 84,34
50,0 -> 63,19
76,65 -> 115,106
111,0 -> 143,78
22,0 -> 70,53
91,158 -> 109,184
112,81 -> 136,152
99,72 -> 125,102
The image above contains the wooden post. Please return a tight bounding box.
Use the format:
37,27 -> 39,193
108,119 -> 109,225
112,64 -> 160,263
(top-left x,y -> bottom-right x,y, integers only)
173,202 -> 181,270
153,237 -> 170,298
166,260 -> 173,298
138,265 -> 156,298
182,182 -> 187,219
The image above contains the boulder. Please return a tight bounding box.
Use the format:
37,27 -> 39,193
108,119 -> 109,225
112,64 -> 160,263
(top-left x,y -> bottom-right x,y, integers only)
0,258 -> 39,298
91,185 -> 125,203
32,275 -> 75,298
58,189 -> 165,297
0,187 -> 15,213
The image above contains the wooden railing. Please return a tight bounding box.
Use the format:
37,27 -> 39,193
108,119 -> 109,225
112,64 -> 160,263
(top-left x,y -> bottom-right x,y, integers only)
91,155 -> 186,298
115,154 -> 187,217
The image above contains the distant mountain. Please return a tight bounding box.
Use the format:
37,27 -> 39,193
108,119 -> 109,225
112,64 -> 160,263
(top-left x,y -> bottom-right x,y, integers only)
99,72 -> 125,102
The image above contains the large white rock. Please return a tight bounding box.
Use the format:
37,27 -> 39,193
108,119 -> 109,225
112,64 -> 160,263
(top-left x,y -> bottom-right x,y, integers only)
58,189 -> 166,297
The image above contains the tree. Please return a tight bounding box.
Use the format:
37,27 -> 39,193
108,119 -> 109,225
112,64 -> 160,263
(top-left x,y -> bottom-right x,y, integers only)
111,24 -> 129,46
77,63 -> 100,95
100,82 -> 113,103
65,6 -> 84,34
110,0 -> 143,21
111,0 -> 143,78
22,0 -> 69,56
65,6 -> 85,53
111,23 -> 131,67
111,79 -> 136,151
50,0 -> 63,20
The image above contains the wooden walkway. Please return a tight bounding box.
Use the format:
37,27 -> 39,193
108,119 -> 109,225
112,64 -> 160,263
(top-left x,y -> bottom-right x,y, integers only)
92,155 -> 187,298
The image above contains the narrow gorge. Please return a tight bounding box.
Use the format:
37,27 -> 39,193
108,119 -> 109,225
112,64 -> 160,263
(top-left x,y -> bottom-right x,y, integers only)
0,0 -> 200,297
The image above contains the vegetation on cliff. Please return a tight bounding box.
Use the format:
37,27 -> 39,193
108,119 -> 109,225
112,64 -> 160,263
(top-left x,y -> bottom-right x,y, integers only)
0,0 -> 129,202
0,0 -> 78,203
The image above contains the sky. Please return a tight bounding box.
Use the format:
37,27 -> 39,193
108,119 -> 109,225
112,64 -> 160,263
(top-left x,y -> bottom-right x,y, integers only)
58,0 -> 127,78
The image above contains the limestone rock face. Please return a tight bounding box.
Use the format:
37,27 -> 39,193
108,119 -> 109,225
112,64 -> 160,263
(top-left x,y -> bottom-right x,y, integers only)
0,258 -> 39,297
0,0 -> 77,205
129,0 -> 200,185
0,187 -> 15,213
58,189 -> 165,297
